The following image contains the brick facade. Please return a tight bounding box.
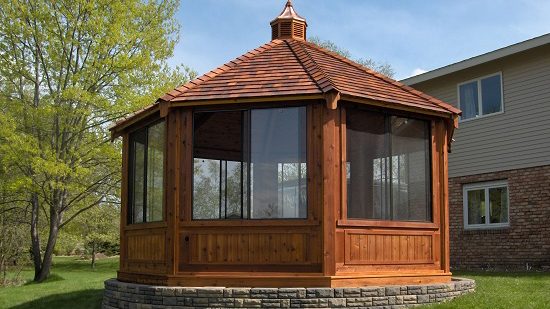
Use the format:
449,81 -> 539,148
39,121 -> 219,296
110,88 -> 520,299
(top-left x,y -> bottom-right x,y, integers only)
449,165 -> 550,269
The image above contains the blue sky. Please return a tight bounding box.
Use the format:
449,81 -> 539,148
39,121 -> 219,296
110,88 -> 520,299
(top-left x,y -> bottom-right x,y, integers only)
170,0 -> 550,80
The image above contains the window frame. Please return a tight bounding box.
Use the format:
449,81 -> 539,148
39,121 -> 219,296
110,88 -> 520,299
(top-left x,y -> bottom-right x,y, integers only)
191,105 -> 309,221
127,119 -> 167,225
340,105 -> 434,225
463,180 -> 510,230
457,72 -> 504,122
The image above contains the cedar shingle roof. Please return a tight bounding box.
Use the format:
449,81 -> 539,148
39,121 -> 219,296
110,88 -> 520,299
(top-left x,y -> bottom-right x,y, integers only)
159,39 -> 459,115
112,38 -> 460,134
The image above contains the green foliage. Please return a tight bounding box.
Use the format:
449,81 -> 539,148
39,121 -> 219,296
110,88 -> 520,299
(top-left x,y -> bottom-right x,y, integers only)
0,0 -> 196,281
308,36 -> 395,78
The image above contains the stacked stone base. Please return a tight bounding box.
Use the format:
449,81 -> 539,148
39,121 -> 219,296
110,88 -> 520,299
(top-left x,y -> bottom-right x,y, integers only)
102,278 -> 474,308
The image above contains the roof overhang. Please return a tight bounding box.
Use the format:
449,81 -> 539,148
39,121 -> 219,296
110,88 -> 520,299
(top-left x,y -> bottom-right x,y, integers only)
401,33 -> 550,85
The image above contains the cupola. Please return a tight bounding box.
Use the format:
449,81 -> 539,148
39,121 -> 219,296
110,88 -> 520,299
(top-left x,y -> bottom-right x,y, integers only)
270,0 -> 307,41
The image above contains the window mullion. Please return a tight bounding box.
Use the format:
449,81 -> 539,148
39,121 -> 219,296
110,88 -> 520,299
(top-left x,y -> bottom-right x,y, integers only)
143,128 -> 149,223
478,79 -> 483,117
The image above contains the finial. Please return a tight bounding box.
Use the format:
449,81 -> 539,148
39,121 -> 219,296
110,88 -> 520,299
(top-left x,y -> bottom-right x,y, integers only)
270,0 -> 307,41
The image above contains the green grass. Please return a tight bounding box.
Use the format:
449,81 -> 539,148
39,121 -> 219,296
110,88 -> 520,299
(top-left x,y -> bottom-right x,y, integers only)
1,259 -> 550,309
0,256 -> 118,309
423,271 -> 550,309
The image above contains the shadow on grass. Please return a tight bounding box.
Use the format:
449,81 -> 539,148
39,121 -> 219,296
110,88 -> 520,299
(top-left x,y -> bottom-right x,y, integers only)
10,289 -> 104,309
23,274 -> 65,285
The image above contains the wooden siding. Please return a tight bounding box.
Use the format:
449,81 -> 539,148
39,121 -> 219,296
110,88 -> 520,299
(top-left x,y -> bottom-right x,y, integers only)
345,231 -> 434,265
410,44 -> 550,177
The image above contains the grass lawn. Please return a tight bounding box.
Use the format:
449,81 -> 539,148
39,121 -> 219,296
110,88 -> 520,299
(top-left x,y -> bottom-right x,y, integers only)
1,258 -> 550,308
0,256 -> 118,309
423,271 -> 550,309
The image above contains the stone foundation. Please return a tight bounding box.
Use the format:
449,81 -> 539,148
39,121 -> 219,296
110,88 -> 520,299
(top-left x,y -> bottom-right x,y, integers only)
102,278 -> 475,308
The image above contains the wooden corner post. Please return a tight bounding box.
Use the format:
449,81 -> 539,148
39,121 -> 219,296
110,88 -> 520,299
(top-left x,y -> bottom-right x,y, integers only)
322,100 -> 341,278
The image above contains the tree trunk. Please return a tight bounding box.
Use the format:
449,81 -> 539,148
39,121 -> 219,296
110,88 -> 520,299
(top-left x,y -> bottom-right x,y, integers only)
91,242 -> 96,269
33,206 -> 61,282
1,255 -> 6,286
30,193 -> 42,282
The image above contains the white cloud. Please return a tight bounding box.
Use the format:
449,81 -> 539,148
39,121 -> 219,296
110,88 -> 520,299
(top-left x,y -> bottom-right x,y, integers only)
411,68 -> 428,77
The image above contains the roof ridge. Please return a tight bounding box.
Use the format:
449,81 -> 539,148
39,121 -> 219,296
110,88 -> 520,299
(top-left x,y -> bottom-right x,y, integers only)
302,41 -> 461,114
285,39 -> 338,93
160,40 -> 286,102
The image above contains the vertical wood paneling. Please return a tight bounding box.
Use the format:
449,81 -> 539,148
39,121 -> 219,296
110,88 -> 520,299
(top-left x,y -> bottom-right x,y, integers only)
127,232 -> 166,262
345,232 -> 434,265
185,232 -> 314,265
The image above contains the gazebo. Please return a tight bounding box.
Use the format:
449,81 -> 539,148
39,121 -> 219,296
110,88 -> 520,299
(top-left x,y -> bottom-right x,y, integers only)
109,1 -> 462,290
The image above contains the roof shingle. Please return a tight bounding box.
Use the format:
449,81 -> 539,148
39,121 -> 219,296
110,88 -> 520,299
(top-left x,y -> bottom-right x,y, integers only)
113,38 -> 460,132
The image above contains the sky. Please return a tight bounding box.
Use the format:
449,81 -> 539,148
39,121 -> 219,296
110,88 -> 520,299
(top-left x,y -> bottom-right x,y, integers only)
170,0 -> 550,80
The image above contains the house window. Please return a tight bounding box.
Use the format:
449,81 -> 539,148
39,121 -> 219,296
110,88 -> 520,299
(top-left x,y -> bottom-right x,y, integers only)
458,73 -> 503,120
128,120 -> 165,224
192,107 -> 307,220
463,181 -> 509,229
346,108 -> 431,222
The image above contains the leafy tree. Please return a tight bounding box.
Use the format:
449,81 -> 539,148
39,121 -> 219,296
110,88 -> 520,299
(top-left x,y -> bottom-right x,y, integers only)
309,36 -> 395,78
78,205 -> 119,269
0,0 -> 195,282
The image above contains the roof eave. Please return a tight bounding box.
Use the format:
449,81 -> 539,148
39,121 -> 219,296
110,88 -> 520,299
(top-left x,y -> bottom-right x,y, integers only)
402,33 -> 550,85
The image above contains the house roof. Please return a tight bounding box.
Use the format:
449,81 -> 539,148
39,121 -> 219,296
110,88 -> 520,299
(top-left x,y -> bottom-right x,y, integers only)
402,33 -> 550,85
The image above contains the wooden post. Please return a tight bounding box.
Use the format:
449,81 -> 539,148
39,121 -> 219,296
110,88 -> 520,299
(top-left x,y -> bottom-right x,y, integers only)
119,133 -> 129,272
322,106 -> 340,277
165,109 -> 181,275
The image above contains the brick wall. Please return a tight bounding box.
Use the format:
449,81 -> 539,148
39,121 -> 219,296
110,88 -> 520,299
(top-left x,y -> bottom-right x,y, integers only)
449,165 -> 550,269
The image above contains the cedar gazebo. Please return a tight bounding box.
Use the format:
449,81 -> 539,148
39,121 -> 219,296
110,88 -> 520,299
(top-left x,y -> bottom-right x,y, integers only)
110,1 -> 460,288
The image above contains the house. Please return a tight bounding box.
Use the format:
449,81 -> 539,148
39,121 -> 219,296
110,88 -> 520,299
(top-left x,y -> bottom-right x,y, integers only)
402,34 -> 550,269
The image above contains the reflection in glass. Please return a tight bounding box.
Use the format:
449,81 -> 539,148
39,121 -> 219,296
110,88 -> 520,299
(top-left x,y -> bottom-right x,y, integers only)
131,130 -> 146,223
192,107 -> 307,220
250,108 -> 307,219
193,111 -> 244,220
147,122 -> 165,222
467,189 -> 485,225
346,109 -> 431,221
489,187 -> 508,224
481,75 -> 502,115
128,121 -> 165,224
459,81 -> 479,119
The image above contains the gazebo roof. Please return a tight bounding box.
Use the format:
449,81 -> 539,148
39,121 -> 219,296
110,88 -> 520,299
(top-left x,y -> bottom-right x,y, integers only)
160,39 -> 459,114
111,2 -> 460,135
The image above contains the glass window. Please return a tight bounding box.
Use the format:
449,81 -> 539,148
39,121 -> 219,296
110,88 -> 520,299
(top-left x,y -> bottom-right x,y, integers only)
458,81 -> 478,120
192,107 -> 307,220
346,108 -> 431,222
463,181 -> 509,229
458,73 -> 503,120
128,121 -> 165,224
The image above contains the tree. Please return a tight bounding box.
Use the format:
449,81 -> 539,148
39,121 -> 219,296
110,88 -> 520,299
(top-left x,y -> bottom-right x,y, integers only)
78,204 -> 119,269
308,36 -> 395,78
0,0 -> 196,282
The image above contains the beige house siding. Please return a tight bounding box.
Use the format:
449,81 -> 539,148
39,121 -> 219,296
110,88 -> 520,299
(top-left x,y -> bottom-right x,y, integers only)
411,44 -> 550,177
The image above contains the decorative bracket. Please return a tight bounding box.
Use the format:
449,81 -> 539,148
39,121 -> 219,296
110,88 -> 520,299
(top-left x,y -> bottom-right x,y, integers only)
324,91 -> 340,110
159,100 -> 170,118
